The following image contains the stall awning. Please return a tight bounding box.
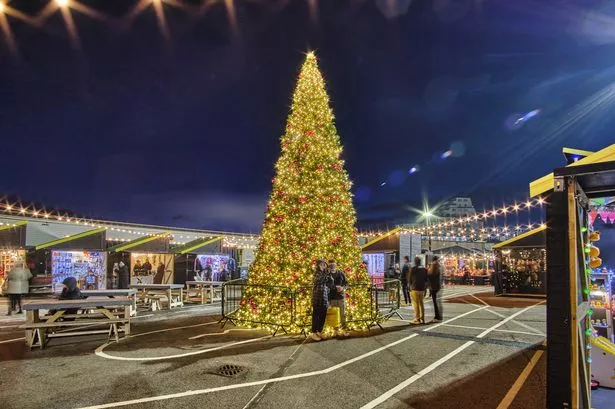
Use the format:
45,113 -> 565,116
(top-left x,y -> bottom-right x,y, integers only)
530,144 -> 615,197
361,228 -> 401,252
108,233 -> 171,253
173,236 -> 222,255
492,225 -> 546,250
35,227 -> 106,251
0,221 -> 27,249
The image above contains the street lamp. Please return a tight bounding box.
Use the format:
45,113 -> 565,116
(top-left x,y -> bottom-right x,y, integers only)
422,210 -> 433,253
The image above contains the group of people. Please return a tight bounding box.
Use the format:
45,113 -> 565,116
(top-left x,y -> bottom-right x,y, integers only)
2,263 -> 82,316
310,259 -> 349,341
401,256 -> 443,324
309,255 -> 444,340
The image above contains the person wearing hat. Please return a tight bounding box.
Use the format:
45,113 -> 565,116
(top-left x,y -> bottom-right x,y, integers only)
428,256 -> 444,322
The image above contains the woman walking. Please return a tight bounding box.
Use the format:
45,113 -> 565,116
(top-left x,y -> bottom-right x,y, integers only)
311,259 -> 334,341
5,262 -> 32,315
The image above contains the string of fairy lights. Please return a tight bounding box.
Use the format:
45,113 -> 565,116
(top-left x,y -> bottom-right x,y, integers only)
0,0 -> 321,53
358,196 -> 547,241
0,195 -> 546,248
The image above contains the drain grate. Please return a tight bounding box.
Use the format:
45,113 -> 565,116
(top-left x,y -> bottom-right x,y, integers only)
210,364 -> 247,378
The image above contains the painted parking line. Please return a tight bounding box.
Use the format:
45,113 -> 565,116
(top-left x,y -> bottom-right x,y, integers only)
0,337 -> 24,344
78,333 -> 422,409
496,347 -> 545,409
359,299 -> 546,408
423,306 -> 490,332
359,341 -> 475,409
476,301 -> 545,339
469,294 -> 545,336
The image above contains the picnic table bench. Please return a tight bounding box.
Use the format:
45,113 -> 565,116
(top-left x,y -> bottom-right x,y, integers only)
185,281 -> 223,304
130,284 -> 184,310
81,289 -> 138,316
20,297 -> 132,349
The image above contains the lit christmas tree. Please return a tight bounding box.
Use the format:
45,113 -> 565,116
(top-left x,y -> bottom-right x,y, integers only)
237,52 -> 372,332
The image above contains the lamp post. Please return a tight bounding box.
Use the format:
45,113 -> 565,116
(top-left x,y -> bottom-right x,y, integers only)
423,211 -> 433,253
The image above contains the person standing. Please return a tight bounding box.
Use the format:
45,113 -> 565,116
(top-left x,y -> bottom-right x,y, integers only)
328,260 -> 349,337
428,256 -> 443,322
118,261 -> 129,289
409,256 -> 428,324
311,260 -> 334,341
4,262 -> 32,315
401,256 -> 411,305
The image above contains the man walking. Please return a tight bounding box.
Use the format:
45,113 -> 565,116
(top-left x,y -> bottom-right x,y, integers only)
328,260 -> 349,337
408,256 -> 428,324
428,256 -> 444,323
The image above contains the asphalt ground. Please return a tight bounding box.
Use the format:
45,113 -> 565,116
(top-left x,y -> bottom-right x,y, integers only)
0,285 -> 607,409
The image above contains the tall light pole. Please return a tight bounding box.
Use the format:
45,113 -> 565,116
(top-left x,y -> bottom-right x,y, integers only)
422,210 -> 433,253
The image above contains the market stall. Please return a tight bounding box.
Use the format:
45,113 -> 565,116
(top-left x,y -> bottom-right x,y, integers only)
0,221 -> 27,294
33,227 -> 107,293
361,228 -> 422,286
172,237 -> 228,285
492,226 -> 546,296
434,245 -> 494,285
529,144 -> 615,406
107,233 -> 173,287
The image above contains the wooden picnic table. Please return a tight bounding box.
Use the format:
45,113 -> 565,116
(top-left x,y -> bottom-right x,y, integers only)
185,281 -> 224,304
21,297 -> 132,349
82,289 -> 138,316
129,284 -> 184,310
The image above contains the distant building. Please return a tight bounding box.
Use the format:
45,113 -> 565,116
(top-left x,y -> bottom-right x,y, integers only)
437,197 -> 477,218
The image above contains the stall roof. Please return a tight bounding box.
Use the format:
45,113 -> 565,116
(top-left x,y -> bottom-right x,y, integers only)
492,225 -> 546,249
107,233 -> 171,253
0,220 -> 27,231
530,144 -> 615,197
433,245 -> 481,256
0,220 -> 27,249
361,228 -> 401,251
174,236 -> 222,254
563,147 -> 594,164
35,227 -> 106,250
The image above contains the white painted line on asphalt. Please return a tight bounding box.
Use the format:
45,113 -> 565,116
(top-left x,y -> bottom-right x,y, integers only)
423,306 -> 489,332
78,333 -> 422,409
359,341 -> 475,409
96,335 -> 270,361
495,347 -> 545,409
0,337 -> 24,344
131,314 -> 154,320
469,294 -> 545,336
476,301 -> 545,339
441,324 -> 546,337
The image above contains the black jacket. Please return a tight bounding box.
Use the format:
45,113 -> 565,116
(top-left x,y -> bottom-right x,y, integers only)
428,262 -> 443,291
401,262 -> 411,283
328,270 -> 348,300
312,269 -> 334,308
410,266 -> 428,291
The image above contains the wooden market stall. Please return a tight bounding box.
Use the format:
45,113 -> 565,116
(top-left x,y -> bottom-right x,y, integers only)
492,225 -> 547,296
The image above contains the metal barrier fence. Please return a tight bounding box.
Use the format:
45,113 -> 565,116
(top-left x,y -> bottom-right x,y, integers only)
221,278 -> 402,335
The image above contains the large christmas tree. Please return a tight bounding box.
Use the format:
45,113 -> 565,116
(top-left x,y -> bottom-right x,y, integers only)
237,52 -> 372,332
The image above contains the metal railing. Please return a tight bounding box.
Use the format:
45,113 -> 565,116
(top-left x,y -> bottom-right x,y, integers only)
221,278 -> 402,335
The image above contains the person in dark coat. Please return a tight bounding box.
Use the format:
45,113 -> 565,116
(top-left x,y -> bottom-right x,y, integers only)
400,256 -> 411,305
409,257 -> 428,324
118,261 -> 129,289
55,277 -> 83,317
328,260 -> 349,337
153,262 -> 165,284
428,256 -> 443,322
311,259 -> 334,341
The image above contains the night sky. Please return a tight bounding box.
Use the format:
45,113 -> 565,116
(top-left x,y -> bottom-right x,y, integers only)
1,0 -> 615,232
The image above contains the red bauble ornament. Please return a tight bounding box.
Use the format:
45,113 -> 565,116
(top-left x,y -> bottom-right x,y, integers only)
306,130 -> 315,137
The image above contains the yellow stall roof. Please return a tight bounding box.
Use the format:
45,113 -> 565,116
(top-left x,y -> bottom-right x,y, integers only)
530,144 -> 615,197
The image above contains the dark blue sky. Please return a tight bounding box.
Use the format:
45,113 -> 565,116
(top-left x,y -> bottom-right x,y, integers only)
1,0 -> 615,232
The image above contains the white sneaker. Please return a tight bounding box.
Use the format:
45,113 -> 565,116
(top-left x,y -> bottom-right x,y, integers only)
311,333 -> 322,341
